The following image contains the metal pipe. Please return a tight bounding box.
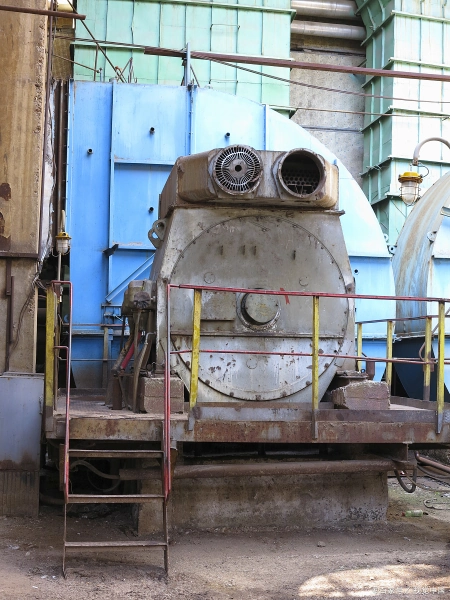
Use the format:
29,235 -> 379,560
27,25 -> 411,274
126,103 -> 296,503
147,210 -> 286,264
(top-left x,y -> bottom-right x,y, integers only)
190,289 -> 202,409
357,322 -> 363,371
386,320 -> 393,393
56,82 -> 64,237
291,0 -> 359,21
0,5 -> 86,19
311,295 -> 319,440
415,452 -> 450,476
144,46 -> 450,84
412,137 -> 450,166
119,459 -> 397,481
291,20 -> 365,41
437,301 -> 445,433
38,2 -> 54,260
423,317 -> 432,403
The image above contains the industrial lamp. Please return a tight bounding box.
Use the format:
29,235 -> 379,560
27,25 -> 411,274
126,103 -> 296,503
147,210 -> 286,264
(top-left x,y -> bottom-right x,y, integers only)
399,137 -> 450,205
398,171 -> 423,206
55,230 -> 71,254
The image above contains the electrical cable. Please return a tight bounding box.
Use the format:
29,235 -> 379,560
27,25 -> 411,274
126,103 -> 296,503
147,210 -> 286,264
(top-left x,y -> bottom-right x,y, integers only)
64,0 -> 127,83
53,52 -> 100,73
394,466 -> 417,493
395,471 -> 450,492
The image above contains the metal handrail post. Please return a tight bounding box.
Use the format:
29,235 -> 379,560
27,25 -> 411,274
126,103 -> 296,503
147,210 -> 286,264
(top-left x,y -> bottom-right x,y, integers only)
386,320 -> 393,393
164,283 -> 172,498
423,316 -> 432,402
190,288 -> 202,409
311,295 -> 319,440
436,301 -> 445,433
356,322 -> 363,372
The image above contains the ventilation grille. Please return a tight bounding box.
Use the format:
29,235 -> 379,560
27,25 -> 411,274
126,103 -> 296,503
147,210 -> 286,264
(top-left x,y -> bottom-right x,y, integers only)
281,156 -> 321,196
214,146 -> 261,193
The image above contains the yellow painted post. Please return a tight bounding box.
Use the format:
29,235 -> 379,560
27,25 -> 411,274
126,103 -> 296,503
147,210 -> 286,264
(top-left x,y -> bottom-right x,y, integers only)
311,295 -> 319,439
356,322 -> 363,372
436,301 -> 445,433
386,320 -> 393,393
423,316 -> 432,403
44,286 -> 56,432
189,289 -> 202,409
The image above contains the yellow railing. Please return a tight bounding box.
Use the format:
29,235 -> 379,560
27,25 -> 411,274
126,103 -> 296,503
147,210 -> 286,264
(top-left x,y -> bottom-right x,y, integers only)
169,284 -> 450,435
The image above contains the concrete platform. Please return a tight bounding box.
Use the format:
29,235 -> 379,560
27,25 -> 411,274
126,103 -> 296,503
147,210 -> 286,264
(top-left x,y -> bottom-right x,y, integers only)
137,471 -> 388,534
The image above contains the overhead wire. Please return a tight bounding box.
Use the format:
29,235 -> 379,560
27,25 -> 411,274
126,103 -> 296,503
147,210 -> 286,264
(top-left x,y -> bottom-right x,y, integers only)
54,33 -> 450,108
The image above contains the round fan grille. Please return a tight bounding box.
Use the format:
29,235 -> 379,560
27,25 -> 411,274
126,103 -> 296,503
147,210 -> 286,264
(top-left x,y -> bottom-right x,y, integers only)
214,145 -> 261,193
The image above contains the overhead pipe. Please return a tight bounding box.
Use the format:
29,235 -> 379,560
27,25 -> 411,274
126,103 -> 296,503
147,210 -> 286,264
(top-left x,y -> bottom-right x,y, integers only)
145,46 -> 450,83
291,0 -> 359,21
291,20 -> 366,41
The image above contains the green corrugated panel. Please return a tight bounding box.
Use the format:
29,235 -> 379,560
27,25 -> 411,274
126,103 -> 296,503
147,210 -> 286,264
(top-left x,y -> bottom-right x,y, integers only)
356,0 -> 450,243
74,0 -> 292,110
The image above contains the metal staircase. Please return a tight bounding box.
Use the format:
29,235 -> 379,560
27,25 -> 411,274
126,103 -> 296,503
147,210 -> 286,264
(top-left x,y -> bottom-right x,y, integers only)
44,281 -> 171,576
62,446 -> 170,576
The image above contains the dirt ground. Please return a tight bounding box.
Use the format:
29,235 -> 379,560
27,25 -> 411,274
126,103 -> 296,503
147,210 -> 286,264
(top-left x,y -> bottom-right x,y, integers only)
2,478 -> 450,600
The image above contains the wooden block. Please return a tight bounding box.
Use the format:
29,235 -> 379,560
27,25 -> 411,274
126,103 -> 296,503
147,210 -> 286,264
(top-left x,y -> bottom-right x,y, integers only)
330,380 -> 390,410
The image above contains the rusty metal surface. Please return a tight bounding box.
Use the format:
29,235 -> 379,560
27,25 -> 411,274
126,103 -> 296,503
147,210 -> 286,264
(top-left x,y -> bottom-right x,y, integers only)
121,459 -> 396,481
0,5 -> 85,19
0,471 -> 39,517
49,406 -> 450,445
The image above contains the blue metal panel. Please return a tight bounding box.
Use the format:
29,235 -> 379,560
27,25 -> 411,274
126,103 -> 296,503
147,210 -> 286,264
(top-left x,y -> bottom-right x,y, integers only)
66,81 -> 112,330
67,82 -> 395,386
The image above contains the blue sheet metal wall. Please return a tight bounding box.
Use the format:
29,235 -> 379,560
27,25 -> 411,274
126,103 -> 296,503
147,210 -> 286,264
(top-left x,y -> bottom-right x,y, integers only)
67,81 -> 395,387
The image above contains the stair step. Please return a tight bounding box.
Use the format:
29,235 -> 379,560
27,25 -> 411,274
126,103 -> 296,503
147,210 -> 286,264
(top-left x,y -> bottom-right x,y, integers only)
65,540 -> 167,548
68,449 -> 163,459
67,494 -> 164,504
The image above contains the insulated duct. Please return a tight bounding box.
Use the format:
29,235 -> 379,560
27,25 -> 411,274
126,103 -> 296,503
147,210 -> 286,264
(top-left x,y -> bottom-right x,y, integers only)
291,0 -> 359,21
291,20 -> 365,41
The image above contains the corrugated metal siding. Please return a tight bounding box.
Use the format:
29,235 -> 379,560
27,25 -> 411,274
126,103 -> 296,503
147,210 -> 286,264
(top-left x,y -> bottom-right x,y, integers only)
356,0 -> 450,243
73,0 -> 292,109
0,373 -> 43,517
0,471 -> 39,517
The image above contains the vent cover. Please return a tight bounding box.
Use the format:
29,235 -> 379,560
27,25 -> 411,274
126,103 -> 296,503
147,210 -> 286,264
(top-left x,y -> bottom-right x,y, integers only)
279,152 -> 322,197
213,145 -> 261,194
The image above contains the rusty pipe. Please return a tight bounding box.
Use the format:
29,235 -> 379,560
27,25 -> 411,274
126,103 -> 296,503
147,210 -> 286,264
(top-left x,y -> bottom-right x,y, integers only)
0,5 -> 86,19
144,46 -> 450,84
119,459 -> 397,481
415,452 -> 450,476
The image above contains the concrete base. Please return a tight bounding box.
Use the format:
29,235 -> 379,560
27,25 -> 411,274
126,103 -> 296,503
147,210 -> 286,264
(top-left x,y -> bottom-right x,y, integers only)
137,471 -> 388,534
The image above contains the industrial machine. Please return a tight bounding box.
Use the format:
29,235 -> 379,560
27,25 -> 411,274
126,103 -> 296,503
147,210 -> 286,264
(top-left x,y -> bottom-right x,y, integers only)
115,145 -> 360,410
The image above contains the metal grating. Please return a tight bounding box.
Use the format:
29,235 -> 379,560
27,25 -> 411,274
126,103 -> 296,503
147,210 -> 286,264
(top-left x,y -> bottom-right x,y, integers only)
214,145 -> 261,193
281,156 -> 320,196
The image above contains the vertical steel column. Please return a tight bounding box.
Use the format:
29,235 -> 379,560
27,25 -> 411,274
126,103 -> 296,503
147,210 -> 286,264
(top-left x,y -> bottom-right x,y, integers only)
102,326 -> 109,389
190,288 -> 202,409
44,286 -> 56,432
423,316 -> 432,403
386,320 -> 393,393
436,301 -> 445,434
185,42 -> 191,87
356,322 -> 363,372
311,295 -> 319,440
